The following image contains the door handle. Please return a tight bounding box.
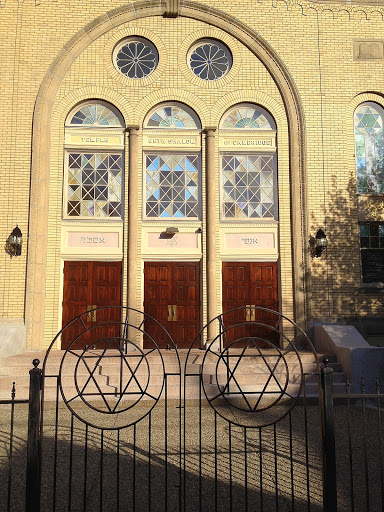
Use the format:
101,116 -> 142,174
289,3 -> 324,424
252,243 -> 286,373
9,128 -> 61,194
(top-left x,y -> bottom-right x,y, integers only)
246,305 -> 251,322
92,305 -> 97,322
87,305 -> 92,322
168,305 -> 173,322
173,305 -> 177,322
250,305 -> 256,322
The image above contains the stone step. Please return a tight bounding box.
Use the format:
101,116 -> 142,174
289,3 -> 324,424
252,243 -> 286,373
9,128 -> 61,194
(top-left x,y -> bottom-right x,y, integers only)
0,349 -> 347,401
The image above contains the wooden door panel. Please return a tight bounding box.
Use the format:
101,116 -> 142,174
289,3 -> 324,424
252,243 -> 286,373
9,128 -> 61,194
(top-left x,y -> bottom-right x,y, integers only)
173,262 -> 200,348
62,261 -> 92,350
144,262 -> 200,349
91,262 -> 122,347
144,263 -> 173,349
187,285 -> 197,301
222,262 -> 278,347
222,263 -> 249,327
251,263 -> 279,345
62,261 -> 122,350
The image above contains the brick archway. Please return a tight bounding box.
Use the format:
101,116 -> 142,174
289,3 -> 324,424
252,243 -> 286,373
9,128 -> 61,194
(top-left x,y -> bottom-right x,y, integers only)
25,0 -> 308,350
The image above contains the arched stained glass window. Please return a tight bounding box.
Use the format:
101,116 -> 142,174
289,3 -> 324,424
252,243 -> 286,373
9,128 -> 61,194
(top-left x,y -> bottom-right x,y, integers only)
145,104 -> 200,129
354,102 -> 384,193
64,101 -> 124,219
221,105 -> 275,130
67,102 -> 123,127
220,104 -> 277,220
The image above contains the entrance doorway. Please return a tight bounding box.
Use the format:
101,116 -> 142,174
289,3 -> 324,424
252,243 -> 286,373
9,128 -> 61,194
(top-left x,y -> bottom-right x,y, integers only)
143,262 -> 200,349
222,262 -> 279,346
62,261 -> 122,350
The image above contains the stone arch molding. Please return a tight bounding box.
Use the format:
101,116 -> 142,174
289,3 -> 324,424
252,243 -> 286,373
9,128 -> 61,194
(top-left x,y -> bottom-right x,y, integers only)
26,0 -> 307,349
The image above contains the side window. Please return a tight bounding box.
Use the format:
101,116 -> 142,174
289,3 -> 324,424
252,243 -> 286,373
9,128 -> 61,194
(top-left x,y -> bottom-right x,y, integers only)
219,104 -> 277,220
64,102 -> 125,219
360,223 -> 384,284
354,102 -> 384,194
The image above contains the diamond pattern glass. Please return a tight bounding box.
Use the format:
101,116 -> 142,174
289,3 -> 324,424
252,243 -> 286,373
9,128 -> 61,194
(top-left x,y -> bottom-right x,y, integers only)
222,154 -> 275,219
189,41 -> 231,81
115,39 -> 158,79
67,153 -> 122,218
354,103 -> 384,193
222,106 -> 274,130
145,154 -> 199,218
69,104 -> 122,126
146,105 -> 199,129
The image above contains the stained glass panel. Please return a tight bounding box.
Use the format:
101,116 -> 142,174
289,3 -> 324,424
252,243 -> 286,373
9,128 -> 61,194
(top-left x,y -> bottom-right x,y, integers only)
222,154 -> 275,219
145,154 -> 200,218
69,103 -> 122,127
66,152 -> 122,218
146,105 -> 199,129
354,103 -> 384,193
189,40 -> 232,81
115,38 -> 158,79
222,106 -> 274,130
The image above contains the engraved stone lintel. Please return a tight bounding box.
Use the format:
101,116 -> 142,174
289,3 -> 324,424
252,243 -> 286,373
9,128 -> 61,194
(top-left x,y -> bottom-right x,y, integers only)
165,0 -> 179,18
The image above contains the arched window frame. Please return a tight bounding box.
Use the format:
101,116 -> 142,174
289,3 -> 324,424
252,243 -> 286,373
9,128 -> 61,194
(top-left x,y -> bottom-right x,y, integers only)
66,100 -> 125,128
63,101 -> 125,220
143,102 -> 202,220
219,104 -> 278,221
354,101 -> 384,194
220,103 -> 276,131
144,102 -> 201,130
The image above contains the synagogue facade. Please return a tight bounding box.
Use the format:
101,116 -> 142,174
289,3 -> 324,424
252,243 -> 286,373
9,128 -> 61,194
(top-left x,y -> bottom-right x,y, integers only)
1,0 -> 384,351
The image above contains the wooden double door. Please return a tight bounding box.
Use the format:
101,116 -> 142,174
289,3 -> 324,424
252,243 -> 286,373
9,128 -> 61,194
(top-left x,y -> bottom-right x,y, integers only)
144,262 -> 200,349
222,262 -> 279,346
62,261 -> 122,350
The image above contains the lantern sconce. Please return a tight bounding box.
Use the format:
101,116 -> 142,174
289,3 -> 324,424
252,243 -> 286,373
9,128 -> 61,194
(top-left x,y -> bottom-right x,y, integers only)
5,225 -> 23,258
164,227 -> 179,237
309,228 -> 327,258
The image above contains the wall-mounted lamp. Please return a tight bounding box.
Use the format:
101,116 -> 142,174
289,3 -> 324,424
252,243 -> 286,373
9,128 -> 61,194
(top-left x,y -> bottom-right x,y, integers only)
5,226 -> 23,258
165,227 -> 179,237
314,228 -> 327,258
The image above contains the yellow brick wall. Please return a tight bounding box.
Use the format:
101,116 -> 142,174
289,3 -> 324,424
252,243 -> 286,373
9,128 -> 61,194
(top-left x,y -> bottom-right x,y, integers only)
0,0 -> 383,345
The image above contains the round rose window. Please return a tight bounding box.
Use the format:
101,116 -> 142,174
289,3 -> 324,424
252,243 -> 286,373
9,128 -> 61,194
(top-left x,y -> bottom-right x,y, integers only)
114,37 -> 158,79
188,40 -> 232,81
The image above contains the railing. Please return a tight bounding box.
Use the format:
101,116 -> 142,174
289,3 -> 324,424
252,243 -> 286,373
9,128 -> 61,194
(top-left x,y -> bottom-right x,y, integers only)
1,385 -> 29,511
321,359 -> 384,512
2,354 -> 384,511
1,360 -> 42,512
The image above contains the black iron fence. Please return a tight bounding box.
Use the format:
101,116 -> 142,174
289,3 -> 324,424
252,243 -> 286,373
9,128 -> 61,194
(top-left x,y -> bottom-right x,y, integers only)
331,375 -> 384,512
5,362 -> 384,511
1,309 -> 384,512
0,381 -> 31,510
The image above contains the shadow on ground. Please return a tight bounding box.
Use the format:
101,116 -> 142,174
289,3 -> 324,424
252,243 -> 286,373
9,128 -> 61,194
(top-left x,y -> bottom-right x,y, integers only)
0,398 -> 383,511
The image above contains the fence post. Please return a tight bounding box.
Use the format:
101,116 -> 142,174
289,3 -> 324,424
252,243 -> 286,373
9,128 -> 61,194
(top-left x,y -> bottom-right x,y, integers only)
320,360 -> 337,512
25,359 -> 42,512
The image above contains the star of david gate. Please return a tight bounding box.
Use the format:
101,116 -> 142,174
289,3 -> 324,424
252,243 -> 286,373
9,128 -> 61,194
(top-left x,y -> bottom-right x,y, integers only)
29,307 -> 332,511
